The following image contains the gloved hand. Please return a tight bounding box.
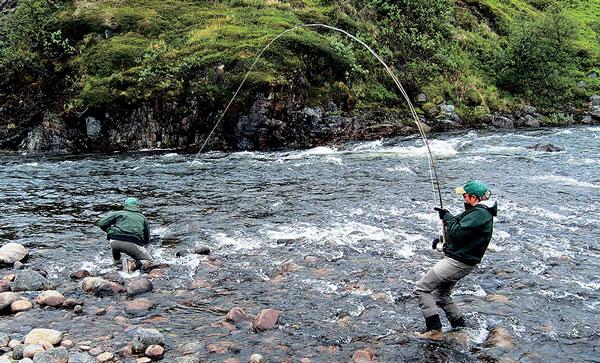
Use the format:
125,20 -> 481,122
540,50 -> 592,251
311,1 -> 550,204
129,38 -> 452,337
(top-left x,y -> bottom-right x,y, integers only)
434,207 -> 449,219
431,238 -> 440,250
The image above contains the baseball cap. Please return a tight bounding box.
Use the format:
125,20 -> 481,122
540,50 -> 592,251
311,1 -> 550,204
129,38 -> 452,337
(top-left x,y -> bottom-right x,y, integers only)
124,197 -> 139,206
455,180 -> 490,198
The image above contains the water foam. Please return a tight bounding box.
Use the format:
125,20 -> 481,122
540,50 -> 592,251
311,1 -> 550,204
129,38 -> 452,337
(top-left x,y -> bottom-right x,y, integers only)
530,175 -> 600,189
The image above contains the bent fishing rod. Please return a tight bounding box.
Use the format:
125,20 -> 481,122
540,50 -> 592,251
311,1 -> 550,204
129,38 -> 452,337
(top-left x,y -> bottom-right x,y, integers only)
192,23 -> 446,237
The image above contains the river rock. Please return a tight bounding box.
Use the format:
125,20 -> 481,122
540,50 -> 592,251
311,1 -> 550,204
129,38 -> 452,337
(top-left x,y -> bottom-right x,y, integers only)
11,299 -> 33,313
249,353 -> 264,363
491,115 -> 514,128
0,280 -> 10,293
126,277 -> 153,296
62,298 -> 83,309
193,245 -> 211,255
145,344 -> 164,358
32,346 -> 68,363
252,308 -> 279,332
12,270 -> 48,292
0,243 -> 28,265
81,277 -> 123,296
23,345 -> 45,359
125,298 -> 154,316
527,143 -> 563,152
132,328 -> 164,354
23,329 -> 63,346
96,352 -> 114,362
0,334 -> 8,348
12,344 -> 25,359
350,348 -> 375,362
136,358 -> 152,363
68,352 -> 95,363
0,292 -> 21,310
484,326 -> 514,349
225,307 -> 254,324
69,270 -> 90,280
36,290 -> 65,307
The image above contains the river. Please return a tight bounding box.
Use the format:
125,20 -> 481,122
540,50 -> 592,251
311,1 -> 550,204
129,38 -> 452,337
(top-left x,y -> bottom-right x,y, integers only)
1,126 -> 599,362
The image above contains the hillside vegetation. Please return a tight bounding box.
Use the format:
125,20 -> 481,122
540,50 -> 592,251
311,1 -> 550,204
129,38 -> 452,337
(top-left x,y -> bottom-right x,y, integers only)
1,0 -> 599,133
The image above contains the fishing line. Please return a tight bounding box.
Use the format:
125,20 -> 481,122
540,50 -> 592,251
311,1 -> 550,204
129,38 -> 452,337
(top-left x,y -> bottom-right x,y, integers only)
192,23 -> 444,210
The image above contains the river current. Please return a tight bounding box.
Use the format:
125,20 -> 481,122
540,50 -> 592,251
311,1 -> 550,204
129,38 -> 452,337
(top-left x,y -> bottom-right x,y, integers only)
1,126 -> 599,361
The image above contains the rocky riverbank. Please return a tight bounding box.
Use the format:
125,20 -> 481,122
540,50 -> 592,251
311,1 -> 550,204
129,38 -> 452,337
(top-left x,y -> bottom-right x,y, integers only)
2,94 -> 599,154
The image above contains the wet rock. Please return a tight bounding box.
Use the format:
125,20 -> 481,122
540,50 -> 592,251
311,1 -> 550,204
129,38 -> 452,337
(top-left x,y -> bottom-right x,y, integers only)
126,277 -> 153,296
24,328 -> 63,346
249,353 -> 264,363
12,344 -> 25,359
12,270 -> 49,292
350,348 -> 375,362
125,298 -> 154,317
68,352 -> 95,363
36,290 -> 65,307
96,352 -> 114,362
8,339 -> 21,349
0,334 -> 8,348
145,344 -> 164,358
88,347 -> 102,356
14,261 -> 24,269
484,326 -> 515,349
81,277 -> 124,296
225,307 -> 254,325
32,346 -> 68,363
69,270 -> 90,280
527,143 -> 563,152
0,243 -> 28,265
0,280 -> 11,293
62,298 -> 83,309
491,115 -> 514,128
0,292 -> 21,310
59,340 -> 73,349
132,328 -> 164,354
136,358 -> 152,363
252,308 -> 279,332
193,245 -> 211,255
23,345 -> 45,359
74,305 -> 83,314
11,299 -> 33,313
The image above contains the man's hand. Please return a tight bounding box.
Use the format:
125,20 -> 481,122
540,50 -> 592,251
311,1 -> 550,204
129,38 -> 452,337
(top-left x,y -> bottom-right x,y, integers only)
431,238 -> 440,250
433,207 -> 449,219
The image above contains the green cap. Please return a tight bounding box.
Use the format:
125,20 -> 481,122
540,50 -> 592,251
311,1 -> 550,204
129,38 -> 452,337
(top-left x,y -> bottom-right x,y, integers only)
124,197 -> 139,206
455,180 -> 490,198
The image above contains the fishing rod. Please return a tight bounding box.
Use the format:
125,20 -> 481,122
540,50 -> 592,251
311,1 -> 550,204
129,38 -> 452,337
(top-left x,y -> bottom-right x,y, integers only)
192,23 -> 445,222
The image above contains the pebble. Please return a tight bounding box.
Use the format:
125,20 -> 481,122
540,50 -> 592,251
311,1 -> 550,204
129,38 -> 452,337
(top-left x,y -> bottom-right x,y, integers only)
60,340 -> 73,349
11,300 -> 33,313
145,344 -> 164,358
252,309 -> 280,332
95,352 -> 114,362
135,358 -> 152,363
88,347 -> 103,356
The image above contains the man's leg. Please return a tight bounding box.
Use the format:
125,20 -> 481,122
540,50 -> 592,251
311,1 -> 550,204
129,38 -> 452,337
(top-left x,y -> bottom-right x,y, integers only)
432,258 -> 475,327
110,240 -> 151,269
414,262 -> 447,339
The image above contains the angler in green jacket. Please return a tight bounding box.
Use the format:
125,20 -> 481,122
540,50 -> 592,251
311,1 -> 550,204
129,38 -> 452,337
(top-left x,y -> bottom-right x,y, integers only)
414,180 -> 498,341
96,197 -> 151,272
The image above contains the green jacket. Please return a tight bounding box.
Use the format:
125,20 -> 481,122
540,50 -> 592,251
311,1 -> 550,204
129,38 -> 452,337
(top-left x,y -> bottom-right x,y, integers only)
442,200 -> 497,266
96,205 -> 150,245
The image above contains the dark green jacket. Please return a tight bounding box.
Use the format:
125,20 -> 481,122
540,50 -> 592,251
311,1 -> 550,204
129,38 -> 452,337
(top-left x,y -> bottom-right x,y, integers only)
442,201 -> 497,266
96,205 -> 150,245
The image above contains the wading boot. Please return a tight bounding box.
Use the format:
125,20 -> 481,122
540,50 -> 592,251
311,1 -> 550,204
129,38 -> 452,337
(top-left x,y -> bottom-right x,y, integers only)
414,315 -> 444,341
450,316 -> 466,329
122,258 -> 137,273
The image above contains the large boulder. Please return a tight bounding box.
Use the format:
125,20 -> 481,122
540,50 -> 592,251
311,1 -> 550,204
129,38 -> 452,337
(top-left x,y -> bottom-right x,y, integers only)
12,270 -> 49,292
132,328 -> 164,354
0,292 -> 22,310
0,243 -> 28,265
24,328 -> 63,345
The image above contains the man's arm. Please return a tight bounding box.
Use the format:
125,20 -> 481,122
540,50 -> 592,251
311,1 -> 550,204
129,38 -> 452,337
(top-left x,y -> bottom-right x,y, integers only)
96,213 -> 116,232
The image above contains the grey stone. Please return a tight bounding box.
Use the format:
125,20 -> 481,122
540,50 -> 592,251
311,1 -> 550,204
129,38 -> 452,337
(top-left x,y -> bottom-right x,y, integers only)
13,344 -> 25,360
132,328 -> 164,353
68,352 -> 95,363
126,277 -> 153,296
0,292 -> 22,310
32,346 -> 68,363
0,333 -> 9,347
12,270 -> 48,292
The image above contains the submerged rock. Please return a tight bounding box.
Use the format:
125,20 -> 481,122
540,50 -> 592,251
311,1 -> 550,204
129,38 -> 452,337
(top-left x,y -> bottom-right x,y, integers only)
12,270 -> 49,292
484,326 -> 515,349
252,308 -> 280,332
0,243 -> 28,265
527,143 -> 563,152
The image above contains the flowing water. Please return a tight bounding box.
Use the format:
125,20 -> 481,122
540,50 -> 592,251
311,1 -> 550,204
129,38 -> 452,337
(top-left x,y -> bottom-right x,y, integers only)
1,126 -> 599,361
